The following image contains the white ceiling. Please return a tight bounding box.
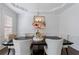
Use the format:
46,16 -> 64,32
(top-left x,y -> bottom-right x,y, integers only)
12,3 -> 64,12
5,3 -> 74,14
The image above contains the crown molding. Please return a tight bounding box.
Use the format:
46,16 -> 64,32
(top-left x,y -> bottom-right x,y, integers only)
5,3 -> 69,14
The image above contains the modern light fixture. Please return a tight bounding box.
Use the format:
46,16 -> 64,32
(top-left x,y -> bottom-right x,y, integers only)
33,16 -> 45,22
32,5 -> 46,29
32,15 -> 46,29
33,6 -> 46,28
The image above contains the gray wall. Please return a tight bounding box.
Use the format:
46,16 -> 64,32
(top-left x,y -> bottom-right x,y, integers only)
0,4 -> 18,45
0,4 -> 2,45
59,4 -> 79,50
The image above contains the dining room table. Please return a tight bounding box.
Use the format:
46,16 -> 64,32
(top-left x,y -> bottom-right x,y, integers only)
2,36 -> 73,55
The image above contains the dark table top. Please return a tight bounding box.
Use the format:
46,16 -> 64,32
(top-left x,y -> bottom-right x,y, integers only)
31,39 -> 73,45
2,41 -> 14,46
2,36 -> 73,46
15,36 -> 62,40
63,39 -> 73,45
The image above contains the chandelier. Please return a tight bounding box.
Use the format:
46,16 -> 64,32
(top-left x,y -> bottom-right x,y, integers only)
32,16 -> 46,29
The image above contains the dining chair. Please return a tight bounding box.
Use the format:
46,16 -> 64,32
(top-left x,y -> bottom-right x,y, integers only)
13,39 -> 32,55
62,34 -> 70,55
6,34 -> 16,55
44,39 -> 63,55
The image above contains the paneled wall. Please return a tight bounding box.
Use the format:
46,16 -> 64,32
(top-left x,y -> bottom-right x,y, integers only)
0,4 -> 18,45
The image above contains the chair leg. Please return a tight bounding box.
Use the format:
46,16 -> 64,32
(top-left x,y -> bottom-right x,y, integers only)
13,49 -> 15,55
8,48 -> 10,55
61,48 -> 63,55
66,48 -> 68,55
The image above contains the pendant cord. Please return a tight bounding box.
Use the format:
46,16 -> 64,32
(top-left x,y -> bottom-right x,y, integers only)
37,4 -> 39,16
37,11 -> 39,16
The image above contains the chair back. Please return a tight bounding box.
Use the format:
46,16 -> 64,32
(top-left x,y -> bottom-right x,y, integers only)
45,39 -> 63,55
8,34 -> 16,40
13,39 -> 32,55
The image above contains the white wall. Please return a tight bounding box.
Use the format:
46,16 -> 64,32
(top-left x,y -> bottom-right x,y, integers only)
59,4 -> 79,50
2,4 -> 18,33
0,4 -> 18,45
0,4 -> 2,45
17,13 -> 59,36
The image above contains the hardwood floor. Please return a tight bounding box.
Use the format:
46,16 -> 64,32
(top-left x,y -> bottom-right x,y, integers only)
31,46 -> 79,55
62,47 -> 79,55
0,47 -> 8,55
0,46 -> 79,55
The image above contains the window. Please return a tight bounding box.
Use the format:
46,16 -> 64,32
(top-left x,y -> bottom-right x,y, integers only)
4,15 -> 13,39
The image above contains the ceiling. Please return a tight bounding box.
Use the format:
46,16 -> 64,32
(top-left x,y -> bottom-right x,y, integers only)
5,3 -> 74,14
